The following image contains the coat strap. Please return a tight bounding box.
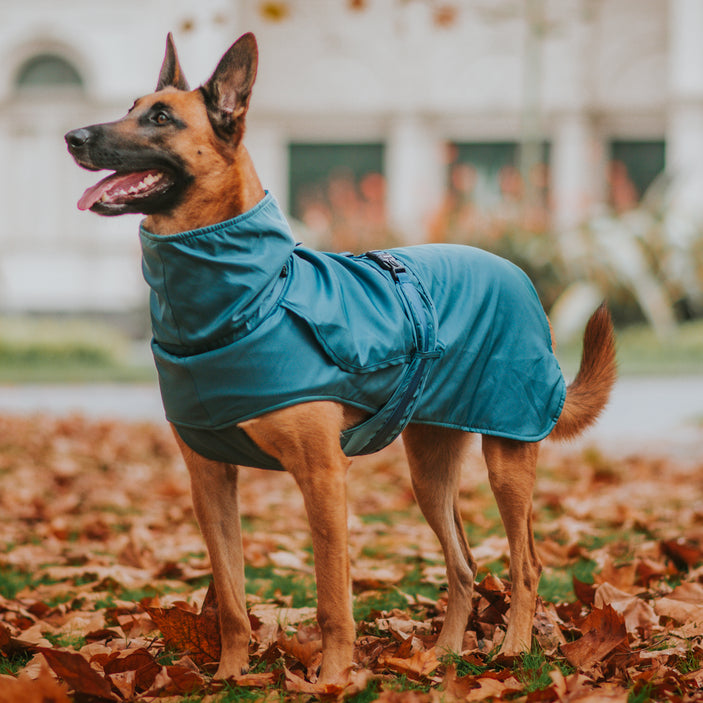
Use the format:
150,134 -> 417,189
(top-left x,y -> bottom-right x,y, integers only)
340,250 -> 440,456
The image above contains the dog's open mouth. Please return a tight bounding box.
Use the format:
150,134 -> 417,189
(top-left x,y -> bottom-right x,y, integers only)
78,169 -> 174,212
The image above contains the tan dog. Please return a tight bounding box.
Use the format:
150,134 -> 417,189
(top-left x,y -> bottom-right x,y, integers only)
65,33 -> 616,684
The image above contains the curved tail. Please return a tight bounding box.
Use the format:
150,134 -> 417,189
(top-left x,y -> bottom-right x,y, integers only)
550,303 -> 617,441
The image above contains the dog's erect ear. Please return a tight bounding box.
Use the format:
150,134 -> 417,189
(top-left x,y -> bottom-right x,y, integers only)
201,32 -> 258,140
156,33 -> 190,91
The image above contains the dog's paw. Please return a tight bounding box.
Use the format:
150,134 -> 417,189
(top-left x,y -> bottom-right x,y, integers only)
213,660 -> 249,681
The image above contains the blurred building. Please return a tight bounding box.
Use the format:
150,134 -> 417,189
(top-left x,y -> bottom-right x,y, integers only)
0,0 -> 699,315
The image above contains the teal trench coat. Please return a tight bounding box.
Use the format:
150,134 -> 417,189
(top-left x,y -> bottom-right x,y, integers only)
140,193 -> 566,470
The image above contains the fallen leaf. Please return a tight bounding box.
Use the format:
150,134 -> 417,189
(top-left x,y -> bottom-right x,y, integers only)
283,667 -> 345,695
277,631 -> 322,671
379,646 -> 441,679
102,647 -> 162,691
144,581 -> 221,665
561,604 -> 628,668
37,647 -> 116,700
593,582 -> 658,633
0,661 -> 71,703
661,538 -> 703,569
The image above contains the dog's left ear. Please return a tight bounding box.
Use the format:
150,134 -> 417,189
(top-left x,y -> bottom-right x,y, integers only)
156,33 -> 190,91
201,32 -> 258,140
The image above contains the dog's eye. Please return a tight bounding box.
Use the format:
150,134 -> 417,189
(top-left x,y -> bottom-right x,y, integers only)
152,110 -> 171,125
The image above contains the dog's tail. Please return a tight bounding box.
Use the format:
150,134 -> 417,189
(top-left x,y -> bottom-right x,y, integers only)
549,303 -> 617,441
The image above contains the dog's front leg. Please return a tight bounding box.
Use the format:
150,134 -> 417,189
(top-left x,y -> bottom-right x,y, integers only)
241,402 -> 355,685
172,430 -> 250,679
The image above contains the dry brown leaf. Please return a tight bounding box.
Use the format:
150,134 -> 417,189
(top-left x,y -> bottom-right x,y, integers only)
561,604 -> 628,668
533,600 -> 567,653
144,581 -> 221,665
379,646 -> 441,679
233,671 -> 280,688
36,646 -> 116,700
101,647 -> 162,692
283,666 -> 346,695
593,582 -> 658,634
277,631 -> 322,671
661,538 -> 703,569
0,661 -> 72,703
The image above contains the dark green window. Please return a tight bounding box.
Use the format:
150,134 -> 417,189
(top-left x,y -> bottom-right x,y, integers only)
288,143 -> 386,251
609,140 -> 665,206
15,54 -> 83,90
448,141 -> 550,210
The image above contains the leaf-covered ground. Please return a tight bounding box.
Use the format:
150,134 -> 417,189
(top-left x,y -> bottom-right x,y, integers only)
0,413 -> 702,701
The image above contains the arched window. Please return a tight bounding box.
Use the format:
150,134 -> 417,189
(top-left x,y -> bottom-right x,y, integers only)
15,53 -> 84,92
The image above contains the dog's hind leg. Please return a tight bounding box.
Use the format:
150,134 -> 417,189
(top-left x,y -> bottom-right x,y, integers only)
172,431 -> 251,680
481,435 -> 541,656
402,424 -> 476,653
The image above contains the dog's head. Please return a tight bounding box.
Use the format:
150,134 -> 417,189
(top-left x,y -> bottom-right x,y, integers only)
64,32 -> 258,225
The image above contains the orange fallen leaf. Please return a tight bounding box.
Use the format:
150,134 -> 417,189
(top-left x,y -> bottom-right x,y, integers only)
277,632 -> 322,670
0,661 -> 72,703
233,671 -> 280,688
101,647 -> 162,692
107,669 -> 136,699
144,581 -> 221,665
379,646 -> 441,679
594,582 -> 658,634
283,666 -> 345,695
36,647 -> 116,700
661,538 -> 703,570
561,604 -> 628,669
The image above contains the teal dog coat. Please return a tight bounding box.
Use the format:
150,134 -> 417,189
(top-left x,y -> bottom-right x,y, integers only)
140,193 -> 566,470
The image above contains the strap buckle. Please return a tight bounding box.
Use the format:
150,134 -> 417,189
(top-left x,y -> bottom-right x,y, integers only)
365,250 -> 406,281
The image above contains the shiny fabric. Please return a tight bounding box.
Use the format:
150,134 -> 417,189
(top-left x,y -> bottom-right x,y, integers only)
140,192 -> 566,469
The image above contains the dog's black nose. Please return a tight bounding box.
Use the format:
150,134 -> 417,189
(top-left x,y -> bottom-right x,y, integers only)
65,128 -> 91,150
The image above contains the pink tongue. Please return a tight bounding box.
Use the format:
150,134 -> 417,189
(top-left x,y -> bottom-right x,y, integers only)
77,170 -> 160,210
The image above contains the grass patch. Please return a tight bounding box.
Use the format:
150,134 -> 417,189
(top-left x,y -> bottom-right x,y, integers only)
0,315 -> 153,383
539,558 -> 597,603
0,566 -> 49,599
440,651 -> 489,677
559,317 -> 703,376
354,564 -> 442,621
44,632 -> 87,650
244,565 -> 316,608
354,589 -> 411,622
517,647 -> 575,694
0,651 -> 32,676
220,683 -> 285,702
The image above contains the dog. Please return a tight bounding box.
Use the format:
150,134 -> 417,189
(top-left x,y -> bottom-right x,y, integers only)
65,32 -> 616,684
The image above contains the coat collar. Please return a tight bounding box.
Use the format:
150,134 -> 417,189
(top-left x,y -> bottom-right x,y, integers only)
139,192 -> 294,353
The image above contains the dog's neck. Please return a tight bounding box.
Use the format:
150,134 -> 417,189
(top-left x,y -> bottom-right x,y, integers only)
143,144 -> 265,236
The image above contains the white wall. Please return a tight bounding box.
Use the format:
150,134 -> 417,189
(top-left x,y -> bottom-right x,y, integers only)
0,0 -> 685,314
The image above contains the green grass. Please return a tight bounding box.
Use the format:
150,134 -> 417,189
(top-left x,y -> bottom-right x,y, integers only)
538,558 -> 597,603
244,565 -> 316,609
44,632 -> 87,650
559,317 -> 703,376
517,647 -> 575,694
219,686 -> 283,702
0,315 -> 154,383
354,589 -> 411,622
0,651 -> 32,676
0,566 -> 45,599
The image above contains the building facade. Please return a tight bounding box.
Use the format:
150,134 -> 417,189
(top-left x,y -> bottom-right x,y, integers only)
0,0 -> 699,315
